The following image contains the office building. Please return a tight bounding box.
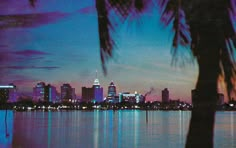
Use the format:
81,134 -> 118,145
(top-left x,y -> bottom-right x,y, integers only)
108,81 -> 116,97
119,92 -> 145,103
61,84 -> 76,101
82,75 -> 103,103
33,82 -> 46,102
162,88 -> 169,103
44,84 -> 57,102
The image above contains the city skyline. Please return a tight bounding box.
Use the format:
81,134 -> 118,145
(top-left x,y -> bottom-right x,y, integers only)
2,79 -> 188,103
0,0 -> 200,102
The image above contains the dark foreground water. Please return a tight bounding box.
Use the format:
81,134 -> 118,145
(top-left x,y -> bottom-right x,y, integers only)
0,110 -> 235,148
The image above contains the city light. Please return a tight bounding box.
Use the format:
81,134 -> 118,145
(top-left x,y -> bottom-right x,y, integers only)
0,85 -> 14,88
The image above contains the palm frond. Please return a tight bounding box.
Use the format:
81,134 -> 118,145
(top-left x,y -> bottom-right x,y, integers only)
29,0 -> 37,8
220,42 -> 236,98
96,0 -> 115,75
96,0 -> 153,74
159,0 -> 191,64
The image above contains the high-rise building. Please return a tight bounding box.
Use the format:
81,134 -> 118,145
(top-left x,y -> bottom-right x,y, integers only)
8,83 -> 17,102
82,87 -> 93,102
61,84 -> 76,101
108,81 -> 116,98
44,84 -> 57,102
106,81 -> 118,103
162,88 -> 169,103
0,84 -> 17,103
33,82 -> 46,102
93,78 -> 103,102
82,74 -> 103,103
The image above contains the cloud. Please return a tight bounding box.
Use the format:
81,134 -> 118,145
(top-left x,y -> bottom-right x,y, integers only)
0,11 -> 69,29
3,66 -> 60,70
77,6 -> 96,14
12,49 -> 50,56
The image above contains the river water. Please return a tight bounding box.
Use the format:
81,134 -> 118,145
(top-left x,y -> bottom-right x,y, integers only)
0,110 -> 235,148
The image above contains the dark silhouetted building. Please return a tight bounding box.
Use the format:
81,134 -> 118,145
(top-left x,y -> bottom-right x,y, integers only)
44,84 -> 57,102
162,88 -> 169,103
61,84 -> 76,101
82,87 -> 93,102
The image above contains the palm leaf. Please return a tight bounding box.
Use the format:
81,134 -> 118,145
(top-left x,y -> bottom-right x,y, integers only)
96,0 -> 153,74
29,0 -> 37,7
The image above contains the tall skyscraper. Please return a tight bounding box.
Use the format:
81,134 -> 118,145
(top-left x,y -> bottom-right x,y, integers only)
93,77 -> 103,102
82,72 -> 103,102
162,88 -> 169,103
61,84 -> 76,101
108,81 -> 116,98
33,82 -> 46,102
44,84 -> 57,102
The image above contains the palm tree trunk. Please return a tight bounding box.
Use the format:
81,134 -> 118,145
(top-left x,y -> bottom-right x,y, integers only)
186,53 -> 219,148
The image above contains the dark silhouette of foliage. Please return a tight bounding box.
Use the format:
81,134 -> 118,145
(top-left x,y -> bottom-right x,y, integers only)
29,0 -> 37,8
96,0 -> 236,147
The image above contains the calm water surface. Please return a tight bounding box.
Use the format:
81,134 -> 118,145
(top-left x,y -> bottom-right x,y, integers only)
0,110 -> 235,148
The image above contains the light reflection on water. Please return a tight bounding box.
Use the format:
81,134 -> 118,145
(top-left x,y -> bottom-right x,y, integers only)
0,110 -> 235,148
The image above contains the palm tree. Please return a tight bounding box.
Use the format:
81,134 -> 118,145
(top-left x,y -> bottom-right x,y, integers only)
95,0 -> 236,147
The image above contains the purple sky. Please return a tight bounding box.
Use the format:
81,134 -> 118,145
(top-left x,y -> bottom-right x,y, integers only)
0,0 -> 201,102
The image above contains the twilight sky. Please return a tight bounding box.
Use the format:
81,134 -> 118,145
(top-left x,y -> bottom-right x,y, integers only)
0,0 -> 199,102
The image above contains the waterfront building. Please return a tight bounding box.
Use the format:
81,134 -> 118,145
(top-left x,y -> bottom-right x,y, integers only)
82,74 -> 103,103
162,88 -> 169,103
44,84 -> 57,102
8,83 -> 17,102
119,92 -> 145,103
0,84 -> 17,103
106,81 -> 118,103
61,84 -> 76,101
108,81 -> 116,97
33,82 -> 46,102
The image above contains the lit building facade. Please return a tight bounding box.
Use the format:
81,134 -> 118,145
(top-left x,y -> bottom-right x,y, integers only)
33,82 -> 46,102
82,77 -> 103,103
106,81 -> 117,103
108,81 -> 116,98
119,92 -> 145,103
162,88 -> 169,103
